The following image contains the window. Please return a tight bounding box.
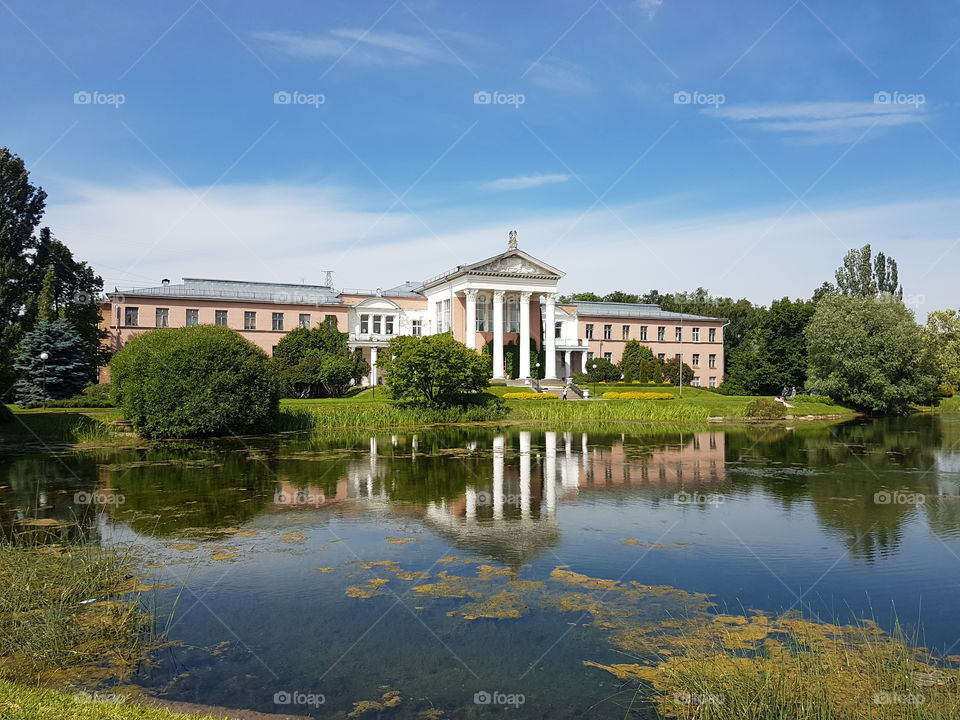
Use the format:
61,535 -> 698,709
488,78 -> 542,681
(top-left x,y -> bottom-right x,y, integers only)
603,352 -> 613,361
373,315 -> 382,334
215,310 -> 228,326
299,313 -> 311,329
709,354 -> 717,369
443,299 -> 451,332
587,351 -> 594,361
476,294 -> 490,332
555,321 -> 562,339
603,324 -> 612,340
585,324 -> 594,339
657,326 -> 665,341
657,353 -> 666,361
692,377 -> 701,387
244,311 -> 256,330
360,314 -> 369,334
385,315 -> 394,335
675,326 -> 682,342
675,353 -> 682,361
324,314 -> 337,328
272,313 -> 284,331
622,325 -> 630,340
709,376 -> 717,388
708,328 -> 717,342
412,319 -> 422,336
186,309 -> 199,326
505,295 -> 520,333
692,354 -> 700,367
125,307 -> 139,326
692,327 -> 700,342
155,308 -> 168,328
640,325 -> 648,341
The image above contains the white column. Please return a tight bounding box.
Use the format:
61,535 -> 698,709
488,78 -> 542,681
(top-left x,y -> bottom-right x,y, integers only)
492,290 -> 505,379
519,292 -> 531,378
465,487 -> 477,520
464,289 -> 478,350
544,293 -> 557,378
581,350 -> 587,374
520,431 -> 531,520
545,431 -> 557,518
369,346 -> 378,386
564,350 -> 572,379
493,435 -> 505,520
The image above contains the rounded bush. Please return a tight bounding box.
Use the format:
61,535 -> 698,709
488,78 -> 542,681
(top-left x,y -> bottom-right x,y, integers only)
745,398 -> 788,419
602,391 -> 675,400
110,325 -> 279,438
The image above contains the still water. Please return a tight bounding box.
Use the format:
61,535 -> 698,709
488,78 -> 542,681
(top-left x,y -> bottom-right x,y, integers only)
3,415 -> 960,718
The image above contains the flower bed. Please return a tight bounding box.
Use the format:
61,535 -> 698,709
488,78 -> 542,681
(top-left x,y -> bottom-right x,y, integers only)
503,392 -> 559,400
602,392 -> 675,400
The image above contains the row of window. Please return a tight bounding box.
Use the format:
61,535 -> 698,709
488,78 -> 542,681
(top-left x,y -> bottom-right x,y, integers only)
584,324 -> 718,342
358,314 -> 423,336
124,307 -> 314,331
587,350 -> 718,369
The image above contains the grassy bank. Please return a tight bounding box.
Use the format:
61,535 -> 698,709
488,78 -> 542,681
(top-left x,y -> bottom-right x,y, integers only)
0,681 -> 222,720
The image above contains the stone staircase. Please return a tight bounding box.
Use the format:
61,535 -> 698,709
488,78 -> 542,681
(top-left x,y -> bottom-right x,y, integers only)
503,378 -> 586,399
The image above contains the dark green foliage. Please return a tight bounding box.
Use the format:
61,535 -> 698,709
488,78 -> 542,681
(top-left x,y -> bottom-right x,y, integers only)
110,325 -> 279,438
745,398 -> 788,419
663,357 -> 694,385
14,320 -> 90,407
273,321 -> 367,397
806,294 -> 941,414
618,340 -> 659,382
834,244 -> 903,299
43,383 -> 115,408
580,357 -> 621,382
380,333 -> 490,407
722,297 -> 815,395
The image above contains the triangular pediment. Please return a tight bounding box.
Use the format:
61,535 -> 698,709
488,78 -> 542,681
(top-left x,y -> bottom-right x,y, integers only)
464,250 -> 564,279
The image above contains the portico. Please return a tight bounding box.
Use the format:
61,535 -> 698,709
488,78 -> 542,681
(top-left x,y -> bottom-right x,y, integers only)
416,232 -> 583,381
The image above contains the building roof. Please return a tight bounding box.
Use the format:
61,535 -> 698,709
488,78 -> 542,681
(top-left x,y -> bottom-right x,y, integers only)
110,278 -> 342,305
340,281 -> 424,299
569,300 -> 726,322
417,246 -> 564,291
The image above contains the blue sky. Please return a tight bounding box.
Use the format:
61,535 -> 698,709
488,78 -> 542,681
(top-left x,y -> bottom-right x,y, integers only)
3,0 -> 960,313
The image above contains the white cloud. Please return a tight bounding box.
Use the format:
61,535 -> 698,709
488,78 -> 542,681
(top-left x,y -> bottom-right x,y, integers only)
635,0 -> 664,20
711,101 -> 927,143
254,28 -> 452,66
44,179 -> 960,315
482,174 -> 571,191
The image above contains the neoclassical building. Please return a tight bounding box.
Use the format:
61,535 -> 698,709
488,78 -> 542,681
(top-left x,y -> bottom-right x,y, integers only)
101,232 -> 727,386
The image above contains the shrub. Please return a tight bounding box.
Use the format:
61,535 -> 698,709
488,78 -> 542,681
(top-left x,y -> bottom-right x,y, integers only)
503,392 -> 558,400
273,322 -> 367,398
602,391 -> 675,400
581,358 -> 622,382
44,383 -> 115,408
380,333 -> 490,408
110,325 -> 279,438
745,398 -> 788,419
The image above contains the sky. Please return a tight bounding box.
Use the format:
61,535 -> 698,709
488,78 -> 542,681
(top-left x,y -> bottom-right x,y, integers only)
3,0 -> 960,313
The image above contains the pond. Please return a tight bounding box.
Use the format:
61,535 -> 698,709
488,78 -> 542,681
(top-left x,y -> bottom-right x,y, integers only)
3,415 -> 960,718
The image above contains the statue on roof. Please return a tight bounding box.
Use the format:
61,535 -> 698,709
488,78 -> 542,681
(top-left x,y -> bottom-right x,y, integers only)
508,229 -> 518,250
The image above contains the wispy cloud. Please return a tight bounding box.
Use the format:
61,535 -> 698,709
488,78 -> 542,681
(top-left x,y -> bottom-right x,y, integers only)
254,28 -> 452,66
482,174 -> 571,191
635,0 -> 664,21
711,100 -> 927,143
527,58 -> 591,92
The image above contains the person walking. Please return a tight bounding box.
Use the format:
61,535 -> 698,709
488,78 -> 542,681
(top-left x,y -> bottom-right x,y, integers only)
562,385 -> 569,400
789,386 -> 797,399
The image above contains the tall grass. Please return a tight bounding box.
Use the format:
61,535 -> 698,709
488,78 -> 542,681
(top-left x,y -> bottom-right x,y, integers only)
508,399 -> 711,423
278,401 -> 508,431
